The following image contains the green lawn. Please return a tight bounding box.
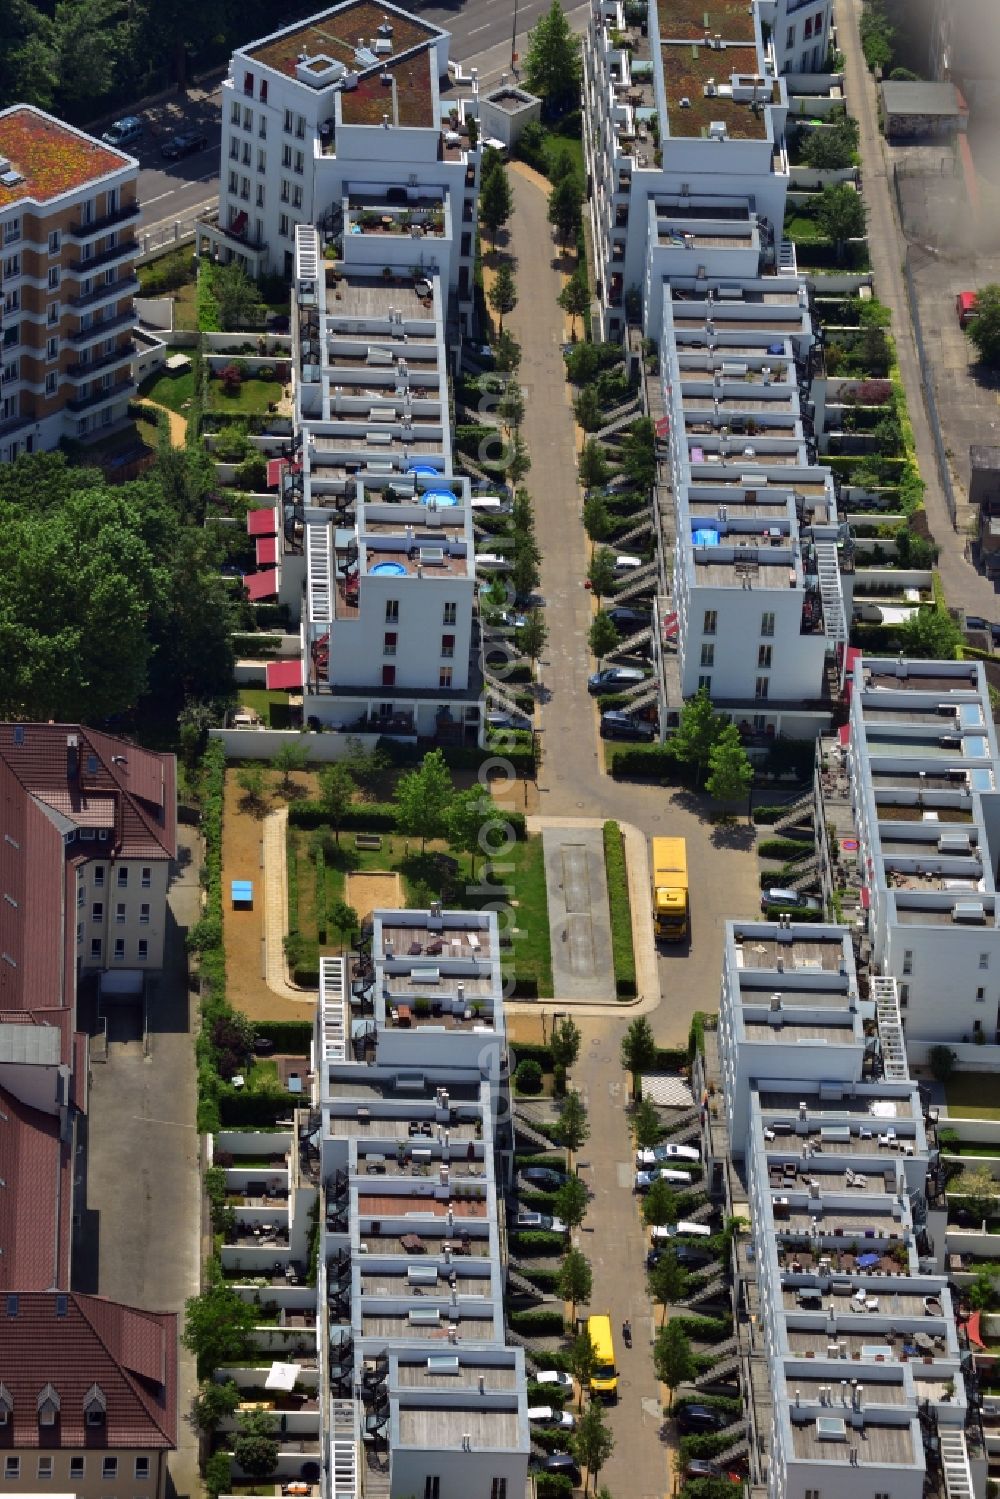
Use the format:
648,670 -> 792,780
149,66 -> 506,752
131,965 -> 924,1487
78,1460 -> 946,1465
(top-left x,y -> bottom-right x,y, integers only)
139,363 -> 195,413
172,281 -> 199,331
206,376 -> 284,414
238,688 -> 294,727
944,1074 -> 1000,1121
785,213 -> 824,243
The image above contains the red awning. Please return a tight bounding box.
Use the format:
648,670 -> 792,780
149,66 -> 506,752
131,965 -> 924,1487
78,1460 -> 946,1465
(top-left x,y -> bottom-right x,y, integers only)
266,458 -> 285,489
860,887 -> 871,910
266,659 -> 304,690
243,568 -> 278,602
256,536 -> 277,566
838,723 -> 850,746
247,506 -> 277,536
968,1310 -> 986,1349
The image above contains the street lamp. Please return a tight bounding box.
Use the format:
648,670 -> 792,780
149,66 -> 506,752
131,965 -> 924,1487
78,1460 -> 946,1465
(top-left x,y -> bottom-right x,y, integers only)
511,0 -> 519,74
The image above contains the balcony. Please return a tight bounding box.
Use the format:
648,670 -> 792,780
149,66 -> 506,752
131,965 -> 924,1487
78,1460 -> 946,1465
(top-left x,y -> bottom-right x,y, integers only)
67,378 -> 133,414
0,407 -> 34,439
68,310 -> 136,347
66,341 -> 135,381
67,239 -> 139,275
68,201 -> 141,240
67,274 -> 139,310
198,209 -> 268,254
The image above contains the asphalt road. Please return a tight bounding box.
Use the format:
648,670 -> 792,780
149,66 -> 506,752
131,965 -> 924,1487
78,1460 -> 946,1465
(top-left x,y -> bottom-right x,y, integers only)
137,0 -> 590,242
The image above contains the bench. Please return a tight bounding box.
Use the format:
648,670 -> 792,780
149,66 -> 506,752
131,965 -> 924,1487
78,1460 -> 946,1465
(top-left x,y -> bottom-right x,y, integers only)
354,834 -> 383,851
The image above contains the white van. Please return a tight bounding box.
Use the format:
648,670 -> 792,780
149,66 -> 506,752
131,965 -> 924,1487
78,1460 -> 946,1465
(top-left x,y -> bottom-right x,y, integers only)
613,554 -> 645,575
470,495 -> 511,517
476,552 -> 512,572
650,1221 -> 713,1243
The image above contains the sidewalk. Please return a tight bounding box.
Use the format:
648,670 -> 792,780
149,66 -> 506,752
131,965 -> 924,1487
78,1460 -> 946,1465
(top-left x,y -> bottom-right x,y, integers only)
262,805 -> 315,1007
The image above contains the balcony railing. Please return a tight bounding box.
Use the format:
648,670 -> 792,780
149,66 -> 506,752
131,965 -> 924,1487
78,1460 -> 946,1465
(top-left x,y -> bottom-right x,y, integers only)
68,202 -> 141,240
198,210 -> 268,253
67,239 -> 139,275
68,310 -> 136,347
66,341 -> 135,380
67,274 -> 139,310
0,407 -> 34,438
67,378 -> 133,413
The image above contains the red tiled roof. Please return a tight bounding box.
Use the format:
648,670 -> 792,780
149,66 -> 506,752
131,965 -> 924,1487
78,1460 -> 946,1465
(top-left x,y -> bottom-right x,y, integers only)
266,660 -> 304,690
0,1086 -> 71,1292
244,568 -> 279,601
0,1293 -> 176,1449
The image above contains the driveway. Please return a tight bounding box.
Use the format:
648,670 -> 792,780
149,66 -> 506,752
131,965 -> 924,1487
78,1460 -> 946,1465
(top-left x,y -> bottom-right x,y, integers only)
74,827 -> 202,1499
541,825 -> 616,1001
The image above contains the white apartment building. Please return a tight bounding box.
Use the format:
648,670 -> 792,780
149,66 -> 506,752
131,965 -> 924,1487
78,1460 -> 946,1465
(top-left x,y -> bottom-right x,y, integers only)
583,0 -> 791,343
760,0 -> 833,77
214,909 -> 528,1498
197,0 -> 478,329
817,657 -> 1000,1045
659,278 -> 848,733
714,928 -> 980,1499
0,106 -> 140,459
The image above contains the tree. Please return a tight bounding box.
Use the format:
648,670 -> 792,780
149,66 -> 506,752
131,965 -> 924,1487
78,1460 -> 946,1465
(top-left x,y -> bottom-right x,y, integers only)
548,174 -> 583,247
643,1178 -> 678,1228
273,739 -> 309,790
816,182 -> 866,263
551,1016 -> 582,1071
802,116 -> 858,170
928,1045 -> 957,1084
954,1166 -> 997,1223
899,605 -> 963,660
480,163 -> 514,249
622,416 -> 657,490
556,1089 -> 590,1162
574,384 -> 602,432
632,1096 -> 662,1151
329,900 -> 359,942
518,609 -> 548,664
587,547 -> 617,604
967,1266 -> 998,1311
559,270 -> 591,337
671,686 -> 725,785
493,328 -> 522,373
558,1247 -> 593,1321
192,1378 -> 240,1434
499,379 -> 525,433
589,611 -> 620,664
236,765 -> 267,813
569,1327 -> 595,1410
654,1320 -> 695,1408
523,0 -> 582,113
318,761 -> 356,844
395,749 -> 454,851
579,439 -> 611,492
182,1261 -> 256,1378
620,1015 -> 658,1099
488,262 -> 518,333
648,1248 -> 688,1325
583,494 -> 611,542
446,785 -> 506,879
508,429 -> 532,486
572,1398 -> 615,1495
213,260 -> 264,331
233,1407 -> 279,1479
706,724 -> 754,807
967,284 -> 1000,368
511,544 -> 540,601
204,1450 -> 233,1499
555,1175 -> 590,1233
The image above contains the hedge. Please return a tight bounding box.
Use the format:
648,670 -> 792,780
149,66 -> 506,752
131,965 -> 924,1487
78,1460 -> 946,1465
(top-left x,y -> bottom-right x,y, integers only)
509,1308 -> 567,1335
535,1476 -> 574,1499
670,1314 -> 731,1344
679,1432 -> 740,1463
526,1379 -> 568,1407
510,1042 -> 555,1072
609,746 -> 693,784
675,1395 -> 742,1416
688,1012 -> 708,1062
519,1266 -> 561,1291
256,1020 -> 313,1051
752,803 -> 797,824
287,798 -> 528,841
762,902 -> 822,920
509,1231 -> 566,1256
653,1046 -> 688,1071
757,838 -> 813,862
603,821 -> 637,998
219,1091 -> 297,1127
515,1152 -> 569,1170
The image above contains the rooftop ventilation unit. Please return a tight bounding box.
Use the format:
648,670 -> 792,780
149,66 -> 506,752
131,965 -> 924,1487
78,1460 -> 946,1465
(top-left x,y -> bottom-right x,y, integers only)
420,547 -> 446,565
295,53 -> 348,87
375,38 -> 393,55
953,901 -> 986,923
815,1417 -> 847,1441
0,170 -> 24,188
708,121 -> 728,140
679,96 -> 692,108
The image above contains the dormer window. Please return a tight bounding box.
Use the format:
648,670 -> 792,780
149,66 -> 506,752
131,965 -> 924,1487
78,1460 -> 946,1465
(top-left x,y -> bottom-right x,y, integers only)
37,1383 -> 60,1426
83,1383 -> 106,1425
0,1381 -> 12,1424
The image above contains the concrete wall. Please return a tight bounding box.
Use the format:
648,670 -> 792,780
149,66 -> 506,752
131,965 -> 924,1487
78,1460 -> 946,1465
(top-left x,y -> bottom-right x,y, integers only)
908,1040 -> 1000,1074
136,296 -> 175,331
134,332 -> 167,382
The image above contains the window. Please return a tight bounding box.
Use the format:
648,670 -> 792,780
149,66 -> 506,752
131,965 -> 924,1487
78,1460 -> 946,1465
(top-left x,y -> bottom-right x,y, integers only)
382,665 -> 396,687
139,902 -> 150,925
981,952 -> 990,970
700,644 -> 714,668
280,178 -> 291,202
90,938 -> 101,961
294,149 -> 304,175
424,1479 -> 440,1499
138,939 -> 149,961
786,24 -> 796,46
116,903 -> 126,924
898,984 -> 909,1006
283,107 -> 293,133
702,609 -> 717,635
804,15 -> 812,36
91,902 -> 103,922
975,1019 -> 984,1036
279,213 -> 290,238
37,1456 -> 53,1479
47,266 -> 60,290
231,101 -> 241,125
242,105 -> 252,131
439,667 -> 454,688
977,987 -> 986,1002
804,1490 -> 820,1499
95,865 -> 106,887
902,950 -> 913,975
103,1457 -> 118,1479
48,229 -> 60,254
229,138 -> 240,160
295,113 -> 306,138
282,144 -> 293,169
443,601 -> 457,625
385,599 -> 399,623
45,371 -> 57,395
3,253 -> 20,278
5,1458 -> 19,1479
228,170 -> 238,194
760,611 -> 775,637
490,1482 -> 507,1499
758,644 -> 772,669
292,184 -> 303,209
241,140 -> 251,166
141,866 -> 151,888
46,335 -> 58,361
755,676 -> 769,700
240,177 -> 250,201
136,1456 -> 150,1479
698,675 -> 712,692
117,866 -> 128,888
259,115 -> 267,139
383,631 -> 397,656
441,634 -> 455,658
77,921 -> 83,944
70,1458 -> 85,1479
255,184 -> 265,208
257,148 -> 267,173
3,217 -> 20,243
113,938 -> 125,962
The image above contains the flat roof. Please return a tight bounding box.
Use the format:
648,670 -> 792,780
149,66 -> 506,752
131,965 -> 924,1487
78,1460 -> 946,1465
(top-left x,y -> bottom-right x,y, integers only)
245,1 -> 437,78
658,0 -> 756,43
660,44 -> 772,140
397,1406 -> 520,1449
0,106 -> 132,209
881,80 -> 964,116
339,53 -> 436,128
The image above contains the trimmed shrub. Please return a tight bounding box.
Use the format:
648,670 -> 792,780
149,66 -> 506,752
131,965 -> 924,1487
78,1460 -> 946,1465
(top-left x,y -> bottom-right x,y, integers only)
509,1308 -> 567,1335
603,820 -> 636,998
757,838 -> 813,862
509,1231 -> 566,1256
255,1020 -> 313,1051
536,1476 -> 574,1499
514,1059 -> 544,1094
510,1043 -> 555,1072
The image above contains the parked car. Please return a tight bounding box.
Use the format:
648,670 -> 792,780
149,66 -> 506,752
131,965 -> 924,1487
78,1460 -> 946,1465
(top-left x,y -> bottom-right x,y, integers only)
466,342 -> 494,366
494,608 -> 528,630
613,553 -> 646,575
685,1460 -> 724,1480
676,1404 -> 729,1433
486,709 -> 529,731
542,1453 -> 582,1482
160,128 -> 209,160
534,1370 -> 574,1392
601,711 -> 655,742
636,1143 -> 701,1167
101,115 -> 143,147
635,1167 -> 695,1192
588,666 -> 646,694
760,887 -> 822,913
515,1210 -> 567,1234
520,1167 -> 569,1191
527,1406 -> 576,1431
607,605 -> 651,631
647,1244 -> 715,1272
956,291 -> 979,328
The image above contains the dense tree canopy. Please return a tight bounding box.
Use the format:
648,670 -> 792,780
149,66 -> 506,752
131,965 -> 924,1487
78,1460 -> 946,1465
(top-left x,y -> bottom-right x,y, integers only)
0,450 -> 234,725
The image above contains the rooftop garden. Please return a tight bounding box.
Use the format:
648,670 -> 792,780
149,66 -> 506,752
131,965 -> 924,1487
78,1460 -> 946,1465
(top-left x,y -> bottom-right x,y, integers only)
0,107 -> 125,207
247,3 -> 433,77
339,57 -> 435,129
661,43 -> 769,141
657,0 -> 756,45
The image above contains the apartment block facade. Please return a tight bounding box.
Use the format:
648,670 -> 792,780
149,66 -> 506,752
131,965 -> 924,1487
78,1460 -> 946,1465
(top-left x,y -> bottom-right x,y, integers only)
0,106 -> 140,460
198,0 -> 478,329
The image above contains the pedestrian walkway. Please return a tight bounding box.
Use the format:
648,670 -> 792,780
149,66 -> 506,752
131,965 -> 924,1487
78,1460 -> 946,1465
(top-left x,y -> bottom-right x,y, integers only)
261,805 -> 315,1005
541,824 -> 616,1001
137,397 -> 187,447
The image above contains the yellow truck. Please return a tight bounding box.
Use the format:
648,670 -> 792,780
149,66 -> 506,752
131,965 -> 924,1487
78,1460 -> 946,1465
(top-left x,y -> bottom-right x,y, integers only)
652,835 -> 688,942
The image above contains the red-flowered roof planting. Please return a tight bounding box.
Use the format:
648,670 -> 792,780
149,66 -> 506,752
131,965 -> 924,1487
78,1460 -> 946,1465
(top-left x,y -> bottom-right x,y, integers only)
0,1293 -> 177,1449
0,107 -> 131,209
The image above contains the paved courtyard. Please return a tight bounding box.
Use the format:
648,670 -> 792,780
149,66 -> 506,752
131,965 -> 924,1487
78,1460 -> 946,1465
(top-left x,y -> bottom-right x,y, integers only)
541,824 -> 616,1001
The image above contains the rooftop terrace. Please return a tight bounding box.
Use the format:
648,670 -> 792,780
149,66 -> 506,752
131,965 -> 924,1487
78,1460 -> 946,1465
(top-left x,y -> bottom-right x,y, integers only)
245,2 -> 435,79
661,44 -> 772,141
